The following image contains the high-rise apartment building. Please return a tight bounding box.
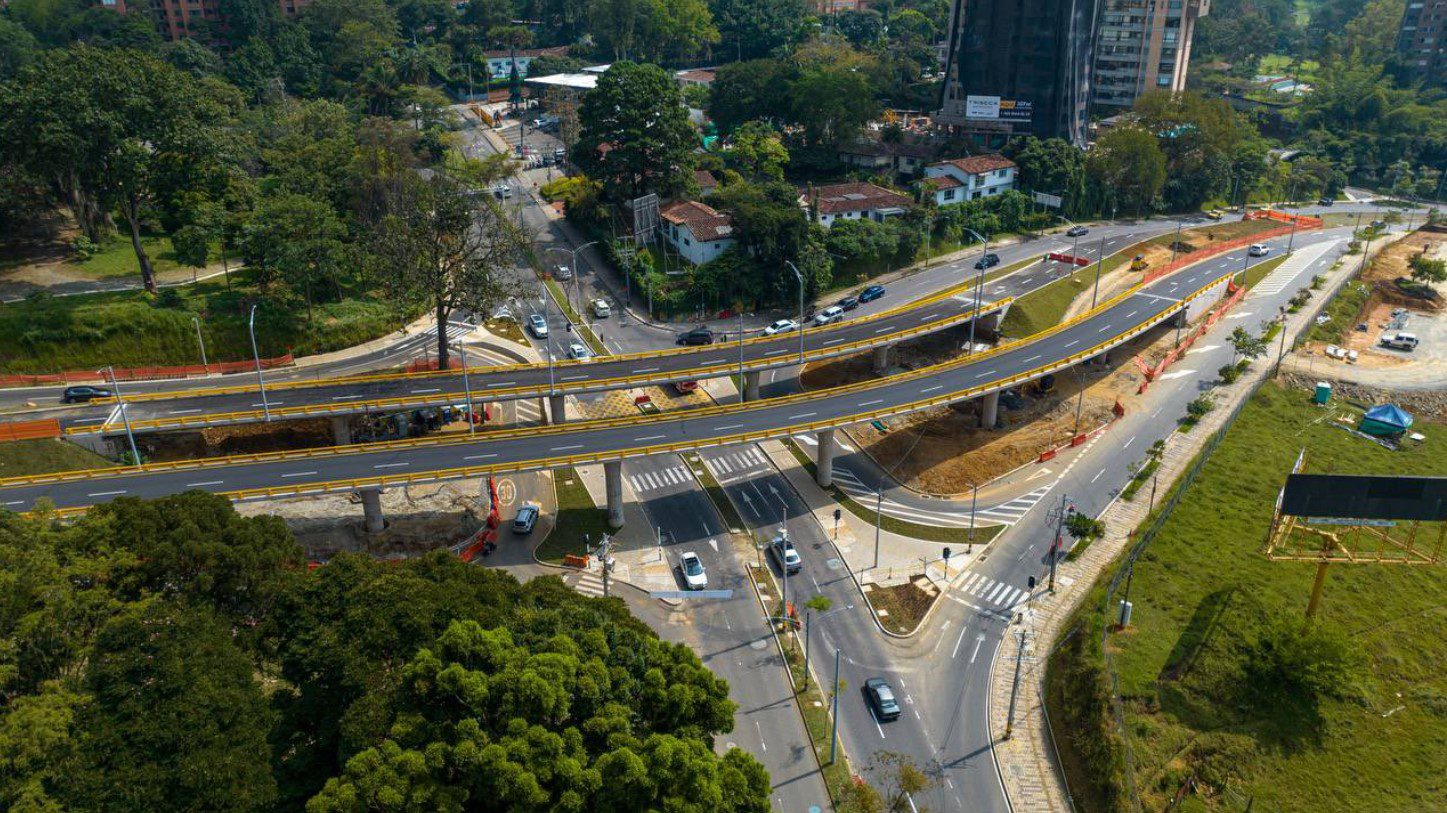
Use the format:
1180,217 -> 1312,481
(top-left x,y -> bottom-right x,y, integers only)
936,0 -> 1100,148
1398,0 -> 1447,87
100,0 -> 312,42
1092,0 -> 1209,110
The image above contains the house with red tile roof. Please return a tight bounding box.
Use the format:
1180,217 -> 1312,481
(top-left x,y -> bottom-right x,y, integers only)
921,155 -> 1017,206
800,182 -> 913,228
660,200 -> 736,264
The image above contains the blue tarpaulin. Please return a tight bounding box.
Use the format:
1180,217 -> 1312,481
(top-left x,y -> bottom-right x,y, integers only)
1360,404 -> 1414,436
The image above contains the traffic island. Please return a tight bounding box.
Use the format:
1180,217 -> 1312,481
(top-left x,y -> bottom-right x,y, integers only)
860,579 -> 937,635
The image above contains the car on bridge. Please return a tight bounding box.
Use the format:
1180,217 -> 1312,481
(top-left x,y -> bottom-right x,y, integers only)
528,314 -> 549,338
813,305 -> 845,326
769,533 -> 802,575
863,678 -> 901,721
61,385 -> 114,404
764,318 -> 799,336
859,284 -> 885,303
678,551 -> 708,590
676,327 -> 714,346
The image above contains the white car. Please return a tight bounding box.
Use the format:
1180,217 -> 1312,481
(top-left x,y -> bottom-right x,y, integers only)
1248,243 -> 1271,257
764,318 -> 799,335
528,314 -> 549,339
555,264 -> 573,280
568,341 -> 590,359
591,299 -> 611,318
679,551 -> 708,590
814,305 -> 844,326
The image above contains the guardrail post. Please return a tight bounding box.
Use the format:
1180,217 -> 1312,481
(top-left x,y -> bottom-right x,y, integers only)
871,345 -> 891,375
330,417 -> 352,446
980,390 -> 1000,429
743,370 -> 761,402
815,428 -> 837,488
548,394 -> 568,425
359,487 -> 385,533
604,461 -> 625,529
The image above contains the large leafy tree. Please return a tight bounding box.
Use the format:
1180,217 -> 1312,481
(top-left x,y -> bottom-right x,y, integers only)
710,0 -> 807,60
1007,136 -> 1088,218
708,58 -> 797,133
1,46 -> 237,292
577,61 -> 697,201
1086,126 -> 1167,216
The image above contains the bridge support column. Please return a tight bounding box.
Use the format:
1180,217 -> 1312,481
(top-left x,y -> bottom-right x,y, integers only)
815,429 -> 837,488
604,460 -> 625,529
330,416 -> 352,446
359,487 -> 385,533
537,397 -> 549,425
743,370 -> 761,402
872,345 -> 891,375
548,394 -> 567,425
980,390 -> 1000,429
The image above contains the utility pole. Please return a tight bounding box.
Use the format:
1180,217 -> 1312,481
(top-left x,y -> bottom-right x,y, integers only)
105,365 -> 141,466
1170,221 -> 1182,264
738,311 -> 746,398
967,483 -> 978,554
1090,236 -> 1107,308
1048,494 -> 1070,593
873,485 -> 883,572
803,610 -> 812,690
786,260 -> 805,366
1004,627 -> 1028,739
829,647 -> 841,764
191,316 -> 207,368
460,344 -> 476,435
248,304 -> 270,422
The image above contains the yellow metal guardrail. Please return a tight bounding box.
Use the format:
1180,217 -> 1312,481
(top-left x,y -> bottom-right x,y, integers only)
66,297 -> 1015,436
4,270 -> 1231,500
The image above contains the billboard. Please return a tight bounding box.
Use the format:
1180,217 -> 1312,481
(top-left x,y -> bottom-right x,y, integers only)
966,95 -> 1034,123
1280,474 -> 1447,523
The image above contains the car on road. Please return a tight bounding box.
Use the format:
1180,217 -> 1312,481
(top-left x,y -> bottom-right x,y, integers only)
764,319 -> 799,336
567,341 -> 590,359
974,252 -> 1001,270
676,327 -> 714,346
1248,243 -> 1271,257
61,385 -> 113,404
1066,225 -> 1089,237
591,299 -> 611,318
859,284 -> 886,303
863,678 -> 902,721
814,305 -> 845,326
512,504 -> 539,534
555,264 -> 573,280
528,314 -> 549,339
492,184 -> 513,199
1317,197 -> 1335,206
1205,209 -> 1224,220
769,534 -> 802,575
836,295 -> 860,311
678,551 -> 708,590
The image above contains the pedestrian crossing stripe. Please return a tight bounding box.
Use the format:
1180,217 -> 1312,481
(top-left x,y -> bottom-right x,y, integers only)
628,466 -> 692,493
955,572 -> 1029,613
829,466 -> 1049,528
704,448 -> 768,479
573,573 -> 607,597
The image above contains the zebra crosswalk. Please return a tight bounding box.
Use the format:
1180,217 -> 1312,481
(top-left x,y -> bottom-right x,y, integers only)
628,465 -> 694,494
572,572 -> 608,598
829,465 -> 1050,528
952,571 -> 1033,618
703,447 -> 770,484
1250,239 -> 1341,297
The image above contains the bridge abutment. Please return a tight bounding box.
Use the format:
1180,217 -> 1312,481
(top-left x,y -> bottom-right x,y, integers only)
743,370 -> 761,401
360,487 -> 385,533
980,390 -> 1000,428
604,460 -> 625,529
330,416 -> 352,446
872,345 -> 891,375
548,394 -> 567,425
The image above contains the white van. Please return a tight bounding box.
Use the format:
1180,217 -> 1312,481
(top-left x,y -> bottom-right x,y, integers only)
1379,332 -> 1419,351
1248,244 -> 1271,257
591,299 -> 611,318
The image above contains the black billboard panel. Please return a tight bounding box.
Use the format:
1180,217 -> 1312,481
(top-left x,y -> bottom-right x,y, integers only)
1281,474 -> 1447,522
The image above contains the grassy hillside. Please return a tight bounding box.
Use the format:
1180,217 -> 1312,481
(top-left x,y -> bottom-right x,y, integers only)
1049,383 -> 1446,813
0,439 -> 114,478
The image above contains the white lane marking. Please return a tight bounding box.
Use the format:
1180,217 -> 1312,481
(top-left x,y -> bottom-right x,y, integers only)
951,626 -> 968,658
251,401 -> 284,407
874,326 -> 892,333
87,490 -> 127,497
487,381 -> 516,387
1091,468 -> 1105,484
634,367 -> 659,373
374,462 -> 409,469
921,385 -> 943,393
1024,355 -> 1041,363
718,423 -> 744,431
551,444 -> 583,451
560,375 -> 588,381
789,412 -> 817,420
1098,324 -> 1114,332
1123,435 -> 1136,449
970,635 -> 985,663
860,399 -> 884,407
166,408 -> 203,415
973,369 -> 997,379
1064,339 -> 1078,348
281,471 -> 318,478
635,434 -> 666,442
464,453 -> 497,460
410,388 -> 441,394
824,338 -> 846,346
185,480 -> 225,487
331,395 -> 363,400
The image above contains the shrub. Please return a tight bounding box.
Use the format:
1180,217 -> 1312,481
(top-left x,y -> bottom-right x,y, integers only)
1245,615 -> 1362,704
72,234 -> 100,260
153,288 -> 185,309
1219,363 -> 1242,384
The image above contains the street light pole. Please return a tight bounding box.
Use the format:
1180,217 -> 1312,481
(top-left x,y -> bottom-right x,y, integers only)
459,344 -> 476,435
1091,236 -> 1107,309
1170,221 -> 1182,264
968,482 -> 977,554
785,260 -> 805,366
191,316 -> 207,368
737,311 -> 746,399
541,287 -> 555,395
829,648 -> 841,764
105,365 -> 141,466
963,228 -> 989,353
248,304 -> 270,422
873,485 -> 883,572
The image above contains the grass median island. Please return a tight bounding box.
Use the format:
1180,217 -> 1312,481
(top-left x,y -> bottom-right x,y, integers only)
0,438 -> 115,478
0,270 -> 415,374
535,466 -> 610,564
1048,383 -> 1446,813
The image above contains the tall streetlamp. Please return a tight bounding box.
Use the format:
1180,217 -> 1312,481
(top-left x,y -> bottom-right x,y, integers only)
785,260 -> 806,366
1090,236 -> 1108,309
962,228 -> 990,354
191,315 -> 208,368
546,241 -> 598,317
540,287 -> 556,395
737,311 -> 746,399
248,304 -> 270,422
459,344 -> 477,435
104,365 -> 141,466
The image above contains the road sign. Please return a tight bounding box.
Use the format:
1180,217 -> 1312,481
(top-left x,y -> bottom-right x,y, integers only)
1033,191 -> 1063,209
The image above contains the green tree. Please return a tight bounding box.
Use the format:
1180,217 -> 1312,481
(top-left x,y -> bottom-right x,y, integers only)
1245,614 -> 1362,704
710,0 -> 806,60
0,17 -> 40,80
1227,325 -> 1269,365
726,120 -> 789,181
1087,126 -> 1166,216
170,224 -> 211,271
240,192 -> 349,315
1008,136 -> 1087,217
1408,253 -> 1447,285
708,57 -> 796,133
577,61 -> 696,200
789,41 -> 880,146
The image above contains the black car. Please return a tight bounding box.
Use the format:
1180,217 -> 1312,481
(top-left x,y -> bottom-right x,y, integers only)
1066,225 -> 1089,237
676,327 -> 715,346
1317,197 -> 1335,206
863,678 -> 901,721
836,295 -> 860,312
974,252 -> 1001,270
858,284 -> 886,303
61,385 -> 113,404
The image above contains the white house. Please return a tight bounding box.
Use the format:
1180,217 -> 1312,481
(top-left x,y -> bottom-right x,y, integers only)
802,182 -> 914,228
922,155 -> 1017,206
481,46 -> 569,81
661,200 -> 736,265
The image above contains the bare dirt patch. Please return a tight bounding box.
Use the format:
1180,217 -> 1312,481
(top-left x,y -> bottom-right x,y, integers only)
862,579 -> 937,634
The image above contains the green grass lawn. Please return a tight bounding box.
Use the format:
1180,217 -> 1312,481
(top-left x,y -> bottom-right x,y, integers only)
1049,383 -> 1446,813
998,265 -> 1104,338
0,270 -> 413,373
1240,255 -> 1288,290
0,233 -> 215,281
1305,279 -> 1370,346
0,439 -> 114,478
534,467 -> 610,564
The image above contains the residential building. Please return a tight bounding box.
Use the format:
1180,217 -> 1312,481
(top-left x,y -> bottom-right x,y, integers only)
802,182 -> 914,227
1398,0 -> 1447,87
1093,0 -> 1210,111
921,155 -> 1017,205
89,0 -> 312,41
661,201 -> 736,265
693,170 -> 719,196
675,69 -> 716,88
480,47 -> 569,81
936,0 -> 1098,147
837,138 -> 942,178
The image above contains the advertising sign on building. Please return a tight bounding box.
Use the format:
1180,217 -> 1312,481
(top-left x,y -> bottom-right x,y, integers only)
966,96 -> 1034,124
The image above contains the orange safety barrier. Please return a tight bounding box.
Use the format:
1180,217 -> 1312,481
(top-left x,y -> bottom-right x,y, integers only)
0,353 -> 295,389
1141,213 -> 1321,286
1038,449 -> 1058,463
0,419 -> 62,441
563,554 -> 590,569
1070,433 -> 1088,447
1138,280 -> 1249,393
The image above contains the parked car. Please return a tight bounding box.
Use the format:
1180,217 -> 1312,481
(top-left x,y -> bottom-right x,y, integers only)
837,295 -> 860,311
528,314 -> 549,339
974,252 -> 1001,270
512,504 -> 539,534
769,534 -> 802,575
764,319 -> 799,336
61,385 -> 113,404
492,184 -> 513,199
1066,225 -> 1089,237
1380,332 -> 1419,351
591,298 -> 611,318
1317,197 -> 1335,206
676,327 -> 715,346
554,264 -> 573,280
554,148 -> 567,162
863,678 -> 902,721
859,284 -> 886,303
814,305 -> 845,326
1248,243 -> 1271,257
678,551 -> 708,590
672,380 -> 699,395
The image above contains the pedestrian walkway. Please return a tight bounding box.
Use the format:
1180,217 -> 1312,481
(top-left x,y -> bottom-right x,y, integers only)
701,446 -> 771,484
570,570 -> 609,598
830,462 -> 1049,528
627,464 -> 693,494
1250,239 -> 1342,297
